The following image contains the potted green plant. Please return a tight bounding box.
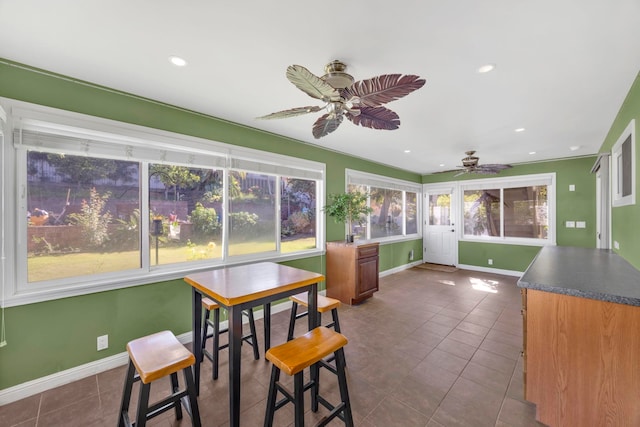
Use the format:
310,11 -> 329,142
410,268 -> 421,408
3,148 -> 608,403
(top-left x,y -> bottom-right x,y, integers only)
323,190 -> 373,242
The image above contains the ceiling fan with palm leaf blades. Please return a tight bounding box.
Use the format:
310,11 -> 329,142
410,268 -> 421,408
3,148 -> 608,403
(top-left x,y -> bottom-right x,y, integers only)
440,151 -> 512,177
257,60 -> 426,139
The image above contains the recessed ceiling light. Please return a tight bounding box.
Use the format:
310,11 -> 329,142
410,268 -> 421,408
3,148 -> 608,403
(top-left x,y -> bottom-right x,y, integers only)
529,151 -> 536,155
404,150 -> 411,153
439,163 -> 445,167
477,64 -> 496,73
515,128 -> 526,132
569,145 -> 580,151
169,56 -> 187,67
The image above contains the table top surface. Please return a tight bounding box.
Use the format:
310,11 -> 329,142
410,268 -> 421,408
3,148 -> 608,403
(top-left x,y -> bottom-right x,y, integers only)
184,262 -> 324,306
518,246 -> 640,306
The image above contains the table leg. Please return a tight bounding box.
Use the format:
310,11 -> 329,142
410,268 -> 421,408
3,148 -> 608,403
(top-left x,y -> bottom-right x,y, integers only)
191,289 -> 203,395
263,303 -> 271,354
228,306 -> 243,427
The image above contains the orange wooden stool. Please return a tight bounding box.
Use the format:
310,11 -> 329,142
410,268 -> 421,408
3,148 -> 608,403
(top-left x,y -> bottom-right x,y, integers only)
118,330 -> 201,427
264,327 -> 353,427
201,297 -> 259,380
287,293 -> 342,341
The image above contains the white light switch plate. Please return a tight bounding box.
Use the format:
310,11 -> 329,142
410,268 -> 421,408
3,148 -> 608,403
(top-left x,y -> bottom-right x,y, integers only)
566,221 -> 575,228
576,221 -> 586,228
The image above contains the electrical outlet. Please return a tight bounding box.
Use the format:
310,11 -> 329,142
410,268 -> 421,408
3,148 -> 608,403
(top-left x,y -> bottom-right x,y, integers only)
97,335 -> 108,351
409,249 -> 414,261
614,241 -> 620,250
488,259 -> 493,265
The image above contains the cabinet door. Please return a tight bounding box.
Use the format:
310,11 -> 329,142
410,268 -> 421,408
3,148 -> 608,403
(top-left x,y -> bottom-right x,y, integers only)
357,256 -> 379,297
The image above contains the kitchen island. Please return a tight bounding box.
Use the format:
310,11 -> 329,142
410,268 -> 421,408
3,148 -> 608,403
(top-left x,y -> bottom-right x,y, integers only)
518,246 -> 640,427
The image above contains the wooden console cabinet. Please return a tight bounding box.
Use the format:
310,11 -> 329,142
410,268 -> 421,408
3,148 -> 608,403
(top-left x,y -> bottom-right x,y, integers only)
325,241 -> 379,305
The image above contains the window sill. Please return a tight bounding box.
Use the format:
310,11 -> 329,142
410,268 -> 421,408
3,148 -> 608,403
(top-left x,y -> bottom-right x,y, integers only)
460,237 -> 555,247
7,249 -> 325,307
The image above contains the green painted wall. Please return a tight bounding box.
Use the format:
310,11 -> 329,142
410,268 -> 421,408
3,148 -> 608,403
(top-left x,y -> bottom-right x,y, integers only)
598,72 -> 640,269
0,59 -> 421,390
422,156 -> 597,271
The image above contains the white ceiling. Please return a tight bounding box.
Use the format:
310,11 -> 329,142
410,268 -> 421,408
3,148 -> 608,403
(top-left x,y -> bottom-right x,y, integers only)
1,0 -> 639,174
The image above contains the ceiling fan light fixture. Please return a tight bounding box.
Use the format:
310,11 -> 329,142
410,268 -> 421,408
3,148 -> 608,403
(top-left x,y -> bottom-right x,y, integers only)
321,60 -> 355,89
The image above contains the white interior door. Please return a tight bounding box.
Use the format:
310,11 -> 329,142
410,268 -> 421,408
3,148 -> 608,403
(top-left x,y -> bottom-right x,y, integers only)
594,154 -> 611,249
423,185 -> 457,265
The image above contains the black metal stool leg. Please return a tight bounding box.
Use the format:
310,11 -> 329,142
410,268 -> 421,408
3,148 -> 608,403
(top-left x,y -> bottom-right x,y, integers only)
135,382 -> 151,427
183,366 -> 202,427
264,365 -> 280,427
287,301 -> 299,341
201,308 -> 210,363
247,309 -> 260,360
311,361 -> 320,412
170,372 -> 183,420
335,348 -> 354,427
331,308 -> 341,333
118,360 -> 136,427
213,307 -> 221,380
293,372 -> 305,427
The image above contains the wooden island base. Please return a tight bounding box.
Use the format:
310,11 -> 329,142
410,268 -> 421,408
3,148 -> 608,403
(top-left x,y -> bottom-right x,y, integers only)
524,289 -> 640,426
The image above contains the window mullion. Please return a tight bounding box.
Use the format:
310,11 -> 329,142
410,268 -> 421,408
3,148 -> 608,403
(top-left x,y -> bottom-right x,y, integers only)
498,188 -> 503,238
275,176 -> 282,253
141,162 -> 150,270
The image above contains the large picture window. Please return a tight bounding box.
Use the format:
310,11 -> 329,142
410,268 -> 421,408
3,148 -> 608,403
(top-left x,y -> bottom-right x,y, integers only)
461,174 -> 555,245
7,100 -> 324,305
346,169 -> 421,241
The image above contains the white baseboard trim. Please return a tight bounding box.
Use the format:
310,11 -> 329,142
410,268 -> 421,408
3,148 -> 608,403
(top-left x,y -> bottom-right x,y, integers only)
380,260 -> 423,277
0,297 -> 299,406
456,264 -> 523,277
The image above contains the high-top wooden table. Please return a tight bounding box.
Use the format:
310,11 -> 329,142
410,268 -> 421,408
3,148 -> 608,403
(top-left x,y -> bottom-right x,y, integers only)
184,262 -> 324,427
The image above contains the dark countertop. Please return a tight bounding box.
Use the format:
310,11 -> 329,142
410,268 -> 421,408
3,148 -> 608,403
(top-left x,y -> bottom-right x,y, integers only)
517,246 -> 640,306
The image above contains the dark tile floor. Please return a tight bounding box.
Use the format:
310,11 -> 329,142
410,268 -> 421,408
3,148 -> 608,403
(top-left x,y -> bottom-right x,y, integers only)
0,267 -> 545,426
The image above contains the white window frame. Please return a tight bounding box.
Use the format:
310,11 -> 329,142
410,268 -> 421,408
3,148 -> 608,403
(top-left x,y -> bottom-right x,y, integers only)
2,98 -> 326,306
459,173 -> 556,246
345,169 -> 422,243
611,119 -> 635,207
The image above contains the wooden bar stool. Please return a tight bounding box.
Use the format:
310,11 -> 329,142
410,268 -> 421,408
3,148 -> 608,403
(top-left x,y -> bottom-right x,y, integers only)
264,327 -> 353,427
201,297 -> 260,380
118,330 -> 201,427
287,293 -> 342,341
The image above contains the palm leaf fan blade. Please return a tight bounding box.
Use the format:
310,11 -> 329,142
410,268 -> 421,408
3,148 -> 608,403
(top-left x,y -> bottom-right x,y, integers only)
256,106 -> 322,120
347,106 -> 400,130
475,164 -> 513,174
286,65 -> 340,101
312,113 -> 343,139
346,74 -> 425,107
